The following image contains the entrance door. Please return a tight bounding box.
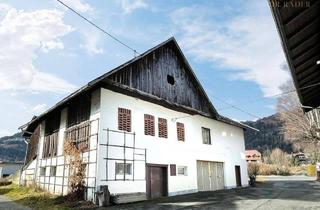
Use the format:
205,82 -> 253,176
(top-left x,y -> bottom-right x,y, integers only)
146,165 -> 168,199
197,161 -> 224,191
235,165 -> 242,187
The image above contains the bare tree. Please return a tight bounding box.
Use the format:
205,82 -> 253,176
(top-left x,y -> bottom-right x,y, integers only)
269,148 -> 289,166
277,81 -> 320,143
277,81 -> 320,163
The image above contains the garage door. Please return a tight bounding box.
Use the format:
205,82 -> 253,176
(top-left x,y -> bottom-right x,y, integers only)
197,161 -> 224,191
146,165 -> 168,199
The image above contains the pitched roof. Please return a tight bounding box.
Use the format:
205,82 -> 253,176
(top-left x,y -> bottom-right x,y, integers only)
270,0 -> 320,111
21,37 -> 255,135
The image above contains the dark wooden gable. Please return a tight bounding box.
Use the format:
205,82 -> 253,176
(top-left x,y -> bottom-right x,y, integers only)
107,39 -> 217,117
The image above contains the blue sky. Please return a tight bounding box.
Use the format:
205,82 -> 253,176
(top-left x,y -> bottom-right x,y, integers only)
0,0 -> 290,136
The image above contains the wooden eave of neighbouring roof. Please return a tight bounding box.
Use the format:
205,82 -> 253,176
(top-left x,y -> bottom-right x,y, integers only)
270,0 -> 320,111
21,37 -> 256,135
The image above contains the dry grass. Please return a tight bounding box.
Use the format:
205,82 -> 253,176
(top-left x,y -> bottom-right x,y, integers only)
0,184 -> 70,210
252,163 -> 307,176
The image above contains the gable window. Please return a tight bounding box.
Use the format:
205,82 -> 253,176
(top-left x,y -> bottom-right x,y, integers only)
167,75 -> 175,85
177,166 -> 188,176
144,114 -> 155,136
40,167 -> 46,176
202,127 -> 211,145
118,108 -> 131,132
50,166 -> 56,176
115,163 -> 132,175
177,122 -> 185,141
158,118 -> 168,138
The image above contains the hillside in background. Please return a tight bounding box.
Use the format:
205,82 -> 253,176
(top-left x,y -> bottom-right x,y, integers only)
0,132 -> 26,162
1,114 -> 294,162
244,114 -> 294,154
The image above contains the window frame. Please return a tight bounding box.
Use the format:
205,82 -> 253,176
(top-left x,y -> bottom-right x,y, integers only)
40,167 -> 46,176
118,108 -> 132,132
115,162 -> 132,175
144,114 -> 155,136
176,122 -> 185,141
177,166 -> 188,176
158,118 -> 168,138
202,127 -> 211,145
50,166 -> 56,176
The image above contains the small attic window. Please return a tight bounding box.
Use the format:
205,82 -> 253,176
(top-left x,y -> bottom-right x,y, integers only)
167,75 -> 175,85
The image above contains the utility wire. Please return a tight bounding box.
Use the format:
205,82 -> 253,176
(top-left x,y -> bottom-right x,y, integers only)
212,95 -> 261,119
215,81 -> 320,114
56,0 -> 140,56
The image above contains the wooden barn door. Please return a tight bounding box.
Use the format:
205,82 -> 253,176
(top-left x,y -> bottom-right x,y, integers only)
197,161 -> 224,191
146,165 -> 168,199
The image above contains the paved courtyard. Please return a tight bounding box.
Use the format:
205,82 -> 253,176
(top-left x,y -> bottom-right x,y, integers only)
104,176 -> 320,210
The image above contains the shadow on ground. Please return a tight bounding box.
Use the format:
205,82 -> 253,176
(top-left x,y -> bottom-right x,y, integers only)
102,181 -> 320,210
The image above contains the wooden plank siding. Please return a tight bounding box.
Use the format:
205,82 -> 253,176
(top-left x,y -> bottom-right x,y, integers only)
65,120 -> 91,151
108,42 -> 213,116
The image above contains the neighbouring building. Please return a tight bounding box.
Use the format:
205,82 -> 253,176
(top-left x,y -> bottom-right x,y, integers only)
245,150 -> 262,163
20,37 -> 253,204
0,161 -> 23,178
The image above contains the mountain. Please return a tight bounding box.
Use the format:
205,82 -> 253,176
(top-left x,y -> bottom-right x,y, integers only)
0,132 -> 26,162
243,114 -> 294,154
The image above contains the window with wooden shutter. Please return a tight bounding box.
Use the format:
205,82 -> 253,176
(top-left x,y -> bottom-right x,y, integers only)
202,127 -> 211,144
170,164 -> 176,176
158,118 -> 168,138
144,114 -> 155,136
118,108 -> 131,132
177,122 -> 185,141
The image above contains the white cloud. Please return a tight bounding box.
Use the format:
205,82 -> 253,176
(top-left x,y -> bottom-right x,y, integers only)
60,0 -> 93,13
80,30 -> 104,55
31,103 -> 47,114
121,0 -> 148,14
0,4 -> 76,94
171,2 -> 290,97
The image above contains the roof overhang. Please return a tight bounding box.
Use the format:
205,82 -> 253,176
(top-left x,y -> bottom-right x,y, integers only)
269,0 -> 320,111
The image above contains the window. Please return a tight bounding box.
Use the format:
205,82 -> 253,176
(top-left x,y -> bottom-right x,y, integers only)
50,166 -> 56,176
177,166 -> 188,176
115,163 -> 132,175
202,127 -> 211,144
170,164 -> 176,176
144,114 -> 155,136
167,75 -> 175,85
158,118 -> 168,138
177,122 -> 185,141
40,167 -> 46,176
118,108 -> 131,132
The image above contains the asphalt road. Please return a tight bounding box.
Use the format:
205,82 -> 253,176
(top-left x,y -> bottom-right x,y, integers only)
104,176 -> 320,210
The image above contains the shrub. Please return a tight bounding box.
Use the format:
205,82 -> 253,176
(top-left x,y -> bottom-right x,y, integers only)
0,180 -> 12,186
248,162 -> 259,177
306,164 -> 316,176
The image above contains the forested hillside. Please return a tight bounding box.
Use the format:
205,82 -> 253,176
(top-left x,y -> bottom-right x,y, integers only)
0,132 -> 26,162
243,114 -> 294,154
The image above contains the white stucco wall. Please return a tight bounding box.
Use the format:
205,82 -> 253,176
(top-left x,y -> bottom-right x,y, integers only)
97,88 -> 248,196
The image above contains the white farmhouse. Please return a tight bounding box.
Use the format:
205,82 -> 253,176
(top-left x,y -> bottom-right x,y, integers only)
20,37 -> 251,204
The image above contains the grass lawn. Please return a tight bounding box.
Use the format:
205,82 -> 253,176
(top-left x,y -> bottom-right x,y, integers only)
0,184 -> 94,210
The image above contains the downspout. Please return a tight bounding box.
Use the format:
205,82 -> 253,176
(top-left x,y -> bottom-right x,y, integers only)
20,138 -> 29,186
